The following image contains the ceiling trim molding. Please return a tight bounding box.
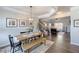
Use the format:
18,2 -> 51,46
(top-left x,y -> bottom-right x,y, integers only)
38,7 -> 57,18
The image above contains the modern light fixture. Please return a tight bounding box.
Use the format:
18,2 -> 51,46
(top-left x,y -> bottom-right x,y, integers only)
29,6 -> 33,24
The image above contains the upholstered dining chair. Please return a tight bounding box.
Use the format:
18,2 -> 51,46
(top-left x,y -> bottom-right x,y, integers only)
8,35 -> 23,53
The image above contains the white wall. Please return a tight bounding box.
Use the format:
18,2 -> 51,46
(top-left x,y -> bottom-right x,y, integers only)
0,17 -> 31,47
71,7 -> 79,46
0,9 -> 39,47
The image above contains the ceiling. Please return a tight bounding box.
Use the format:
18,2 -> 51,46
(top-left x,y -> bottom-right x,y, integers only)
57,6 -> 70,12
0,6 -> 71,19
51,6 -> 71,18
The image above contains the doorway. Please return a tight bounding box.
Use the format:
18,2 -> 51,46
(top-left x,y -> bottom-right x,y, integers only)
54,23 -> 63,32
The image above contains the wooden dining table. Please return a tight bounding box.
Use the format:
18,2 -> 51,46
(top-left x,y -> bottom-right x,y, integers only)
16,32 -> 42,41
15,32 -> 47,52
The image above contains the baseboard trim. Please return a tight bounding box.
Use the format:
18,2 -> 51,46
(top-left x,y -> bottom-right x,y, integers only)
71,42 -> 79,46
0,44 -> 10,49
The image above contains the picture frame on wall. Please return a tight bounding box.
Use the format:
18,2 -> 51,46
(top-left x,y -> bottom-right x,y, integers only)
19,19 -> 27,27
74,20 -> 79,27
6,18 -> 18,27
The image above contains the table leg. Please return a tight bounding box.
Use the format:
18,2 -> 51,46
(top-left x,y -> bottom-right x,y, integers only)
27,49 -> 29,53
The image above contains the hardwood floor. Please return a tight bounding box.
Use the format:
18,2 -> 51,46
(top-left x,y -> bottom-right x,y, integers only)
46,32 -> 79,53
0,32 -> 79,53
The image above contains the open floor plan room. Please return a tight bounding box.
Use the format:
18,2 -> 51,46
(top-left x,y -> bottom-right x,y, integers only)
0,6 -> 79,53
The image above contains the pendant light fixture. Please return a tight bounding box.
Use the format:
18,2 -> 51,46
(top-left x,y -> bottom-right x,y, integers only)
29,6 -> 33,24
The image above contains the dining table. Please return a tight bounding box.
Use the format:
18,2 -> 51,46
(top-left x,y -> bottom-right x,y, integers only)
15,31 -> 47,52
16,32 -> 42,41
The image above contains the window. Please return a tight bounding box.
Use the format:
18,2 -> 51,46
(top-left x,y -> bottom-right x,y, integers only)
54,23 -> 63,31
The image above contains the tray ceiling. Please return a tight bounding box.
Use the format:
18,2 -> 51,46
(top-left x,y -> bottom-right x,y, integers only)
0,6 -> 71,18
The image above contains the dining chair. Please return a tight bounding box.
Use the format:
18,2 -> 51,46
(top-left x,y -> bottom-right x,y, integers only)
8,35 -> 23,53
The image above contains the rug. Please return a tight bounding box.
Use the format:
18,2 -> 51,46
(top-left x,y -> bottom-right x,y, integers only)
0,40 -> 54,53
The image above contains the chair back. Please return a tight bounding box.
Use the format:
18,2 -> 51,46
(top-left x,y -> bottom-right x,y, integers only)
8,35 -> 14,47
20,32 -> 26,34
